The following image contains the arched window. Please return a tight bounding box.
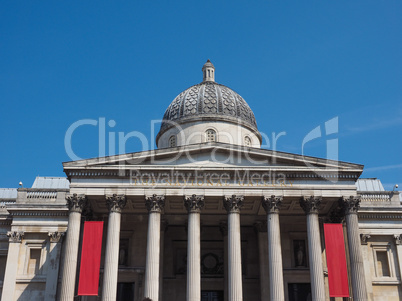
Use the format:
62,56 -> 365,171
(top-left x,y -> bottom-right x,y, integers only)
206,129 -> 216,142
245,136 -> 251,146
169,135 -> 176,147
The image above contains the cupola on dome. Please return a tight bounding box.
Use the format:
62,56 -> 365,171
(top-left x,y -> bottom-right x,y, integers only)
156,60 -> 261,148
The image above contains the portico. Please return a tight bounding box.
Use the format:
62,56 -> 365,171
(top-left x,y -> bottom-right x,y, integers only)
60,141 -> 366,301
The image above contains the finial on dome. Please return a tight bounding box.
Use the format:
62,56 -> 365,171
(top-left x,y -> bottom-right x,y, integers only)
202,59 -> 215,82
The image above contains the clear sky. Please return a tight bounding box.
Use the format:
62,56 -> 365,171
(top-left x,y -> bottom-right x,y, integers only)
1,1 -> 401,190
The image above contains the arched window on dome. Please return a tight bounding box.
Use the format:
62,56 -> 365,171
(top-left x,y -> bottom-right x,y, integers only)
169,135 -> 176,147
206,129 -> 216,142
244,136 -> 251,146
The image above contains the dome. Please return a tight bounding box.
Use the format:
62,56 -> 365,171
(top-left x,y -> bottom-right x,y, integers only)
156,60 -> 262,148
159,62 -> 258,134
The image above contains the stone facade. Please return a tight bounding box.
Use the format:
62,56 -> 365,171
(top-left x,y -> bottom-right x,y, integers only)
0,61 -> 401,300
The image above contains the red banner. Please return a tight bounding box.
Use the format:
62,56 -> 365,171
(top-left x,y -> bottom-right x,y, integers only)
324,223 -> 350,297
78,221 -> 104,296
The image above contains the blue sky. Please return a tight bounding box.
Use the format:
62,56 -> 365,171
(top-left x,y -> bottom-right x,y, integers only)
1,1 -> 401,190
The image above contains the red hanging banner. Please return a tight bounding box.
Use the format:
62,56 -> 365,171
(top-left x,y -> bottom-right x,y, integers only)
324,223 -> 350,297
78,221 -> 104,296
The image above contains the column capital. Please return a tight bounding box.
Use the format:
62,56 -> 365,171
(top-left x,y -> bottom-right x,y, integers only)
145,194 -> 165,213
299,196 -> 322,214
106,194 -> 126,213
394,234 -> 402,245
340,196 -> 361,215
360,234 -> 371,245
262,195 -> 283,214
66,193 -> 87,213
184,194 -> 205,213
7,231 -> 24,243
219,221 -> 228,236
223,195 -> 244,213
48,231 -> 65,243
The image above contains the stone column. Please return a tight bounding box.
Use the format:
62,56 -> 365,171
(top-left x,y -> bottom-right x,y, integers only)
341,196 -> 368,301
144,194 -> 165,301
223,195 -> 244,301
102,194 -> 126,301
1,231 -> 24,301
184,194 -> 204,301
300,196 -> 325,301
262,195 -> 284,301
45,231 -> 65,300
254,222 -> 269,301
220,221 -> 228,301
60,194 -> 87,301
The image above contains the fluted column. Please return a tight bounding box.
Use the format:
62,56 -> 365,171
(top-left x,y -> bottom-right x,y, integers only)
341,196 -> 368,301
102,194 -> 126,301
45,231 -> 65,300
184,194 -> 204,301
300,196 -> 325,301
262,195 -> 284,301
60,194 -> 88,301
144,194 -> 165,301
224,195 -> 244,301
1,231 -> 24,301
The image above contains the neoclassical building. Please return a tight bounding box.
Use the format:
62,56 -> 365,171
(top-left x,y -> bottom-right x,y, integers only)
0,61 -> 401,301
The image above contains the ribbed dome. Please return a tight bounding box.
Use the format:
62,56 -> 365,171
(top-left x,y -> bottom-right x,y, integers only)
159,81 -> 258,133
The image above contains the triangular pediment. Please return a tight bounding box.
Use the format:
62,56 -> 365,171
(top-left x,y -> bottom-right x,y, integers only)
63,142 -> 363,175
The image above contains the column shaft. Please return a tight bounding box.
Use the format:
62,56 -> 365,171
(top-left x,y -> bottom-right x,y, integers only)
144,211 -> 161,300
300,196 -> 325,301
306,213 -> 326,301
187,212 -> 201,301
341,196 -> 368,301
267,212 -> 284,301
262,195 -> 285,301
60,211 -> 82,301
185,194 -> 204,301
346,213 -> 368,300
102,211 -> 122,301
228,212 -> 243,301
102,194 -> 126,301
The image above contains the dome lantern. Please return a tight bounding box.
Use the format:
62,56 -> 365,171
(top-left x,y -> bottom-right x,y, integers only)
202,59 -> 215,82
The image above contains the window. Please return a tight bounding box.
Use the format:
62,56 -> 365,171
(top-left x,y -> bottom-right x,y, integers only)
376,251 -> 390,277
28,249 -> 41,275
169,135 -> 176,147
244,136 -> 251,146
206,129 -> 216,142
371,242 -> 397,282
